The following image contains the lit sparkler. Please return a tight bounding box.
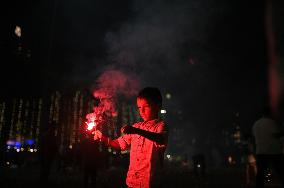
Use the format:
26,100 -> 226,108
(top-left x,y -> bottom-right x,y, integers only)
86,121 -> 96,131
85,113 -> 98,132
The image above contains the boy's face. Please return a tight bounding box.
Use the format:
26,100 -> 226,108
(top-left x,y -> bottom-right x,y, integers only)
137,98 -> 160,121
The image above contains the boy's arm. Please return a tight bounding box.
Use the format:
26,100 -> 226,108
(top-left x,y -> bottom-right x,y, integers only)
122,125 -> 166,144
94,130 -> 121,150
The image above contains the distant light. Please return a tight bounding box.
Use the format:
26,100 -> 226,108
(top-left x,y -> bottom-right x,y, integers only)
108,148 -> 112,152
34,149 -> 37,152
30,149 -> 34,152
15,25 -> 22,37
121,150 -> 128,154
189,58 -> 195,65
166,154 -> 171,159
7,140 -> 15,146
69,145 -> 73,149
20,148 -> 24,152
25,139 -> 34,145
16,149 -> 20,152
15,142 -> 21,147
7,146 -> 11,149
166,93 -> 171,99
197,164 -> 201,168
112,151 -> 117,155
6,162 -> 10,165
228,156 -> 233,164
161,109 -> 167,114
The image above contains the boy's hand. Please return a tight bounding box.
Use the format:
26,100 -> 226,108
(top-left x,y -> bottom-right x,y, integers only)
93,130 -> 103,141
121,125 -> 136,134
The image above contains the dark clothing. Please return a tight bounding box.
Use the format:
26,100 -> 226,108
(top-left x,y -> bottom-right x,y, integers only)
192,154 -> 206,177
256,154 -> 284,188
40,128 -> 58,182
80,137 -> 102,188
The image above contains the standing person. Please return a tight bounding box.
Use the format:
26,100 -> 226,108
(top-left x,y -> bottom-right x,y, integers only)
243,135 -> 257,187
252,106 -> 284,188
79,133 -> 101,188
40,121 -> 59,183
94,87 -> 168,188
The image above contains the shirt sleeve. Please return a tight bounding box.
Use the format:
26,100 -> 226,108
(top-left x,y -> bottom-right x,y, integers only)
116,132 -> 132,151
155,121 -> 168,148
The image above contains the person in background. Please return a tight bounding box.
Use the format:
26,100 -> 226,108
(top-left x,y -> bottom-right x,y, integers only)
252,106 -> 284,188
40,121 -> 59,183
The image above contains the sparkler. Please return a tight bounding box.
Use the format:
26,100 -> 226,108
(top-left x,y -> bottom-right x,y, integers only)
85,113 -> 99,133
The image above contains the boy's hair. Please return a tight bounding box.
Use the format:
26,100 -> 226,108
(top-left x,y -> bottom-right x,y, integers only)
137,87 -> 162,107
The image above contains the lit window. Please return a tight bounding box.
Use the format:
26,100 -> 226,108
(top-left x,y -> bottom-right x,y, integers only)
161,109 -> 167,114
15,25 -> 22,37
166,93 -> 171,99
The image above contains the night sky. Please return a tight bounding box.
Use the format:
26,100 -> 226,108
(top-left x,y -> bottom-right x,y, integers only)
1,1 -> 275,140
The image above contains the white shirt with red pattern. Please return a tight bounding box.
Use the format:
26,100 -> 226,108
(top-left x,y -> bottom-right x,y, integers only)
117,118 -> 168,188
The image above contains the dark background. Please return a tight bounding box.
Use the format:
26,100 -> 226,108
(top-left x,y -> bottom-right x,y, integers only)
1,0 -> 282,151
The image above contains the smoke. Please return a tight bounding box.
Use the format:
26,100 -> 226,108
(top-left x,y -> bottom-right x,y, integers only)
100,0 -> 228,128
81,0 -> 227,129
104,0 -> 223,81
94,68 -> 140,99
86,67 -> 140,123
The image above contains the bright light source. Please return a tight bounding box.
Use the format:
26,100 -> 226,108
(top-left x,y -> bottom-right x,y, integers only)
69,145 -> 72,149
6,162 -> 10,165
34,149 -> 37,152
197,164 -> 201,168
20,148 -> 24,151
15,26 -> 22,37
86,121 -> 96,131
161,109 -> 167,114
16,149 -> 20,152
30,149 -> 34,152
166,154 -> 171,159
108,148 -> 112,152
121,150 -> 128,154
166,93 -> 171,99
228,156 -> 233,164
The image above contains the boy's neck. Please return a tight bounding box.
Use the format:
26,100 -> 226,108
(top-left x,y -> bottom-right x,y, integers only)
144,117 -> 159,122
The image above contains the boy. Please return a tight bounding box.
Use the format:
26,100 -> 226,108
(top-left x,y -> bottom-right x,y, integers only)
94,87 -> 168,188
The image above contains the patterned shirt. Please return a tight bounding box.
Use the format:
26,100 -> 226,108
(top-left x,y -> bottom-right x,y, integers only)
117,118 -> 168,188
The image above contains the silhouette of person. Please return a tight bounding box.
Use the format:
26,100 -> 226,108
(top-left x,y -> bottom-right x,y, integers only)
192,153 -> 206,178
243,135 -> 257,186
40,121 -> 58,183
80,133 -> 101,188
252,106 -> 284,188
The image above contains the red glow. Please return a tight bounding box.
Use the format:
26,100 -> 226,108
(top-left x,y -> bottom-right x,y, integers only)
85,113 -> 98,132
189,58 -> 195,65
84,69 -> 140,132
